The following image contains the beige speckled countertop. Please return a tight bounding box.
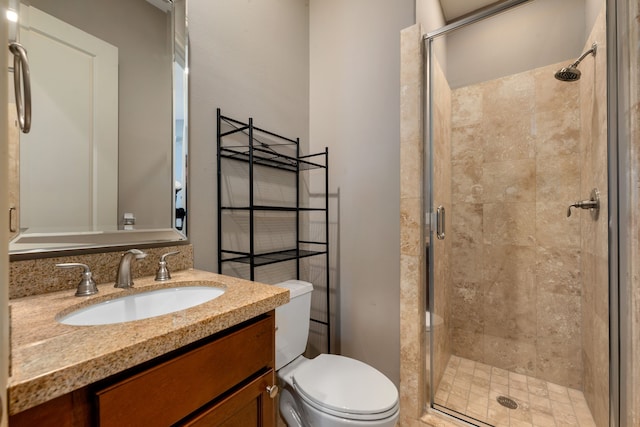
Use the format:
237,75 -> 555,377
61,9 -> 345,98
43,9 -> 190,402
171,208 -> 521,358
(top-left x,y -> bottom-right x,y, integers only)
8,269 -> 289,415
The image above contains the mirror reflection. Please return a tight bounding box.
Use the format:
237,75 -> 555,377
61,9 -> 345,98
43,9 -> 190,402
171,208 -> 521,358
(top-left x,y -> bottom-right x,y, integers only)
8,0 -> 188,254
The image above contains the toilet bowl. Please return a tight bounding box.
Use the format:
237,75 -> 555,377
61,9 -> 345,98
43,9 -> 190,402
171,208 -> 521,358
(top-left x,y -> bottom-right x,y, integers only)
274,280 -> 399,427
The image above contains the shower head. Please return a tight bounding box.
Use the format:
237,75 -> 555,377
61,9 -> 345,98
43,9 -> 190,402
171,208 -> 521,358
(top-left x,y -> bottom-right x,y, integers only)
554,42 -> 598,82
554,65 -> 582,82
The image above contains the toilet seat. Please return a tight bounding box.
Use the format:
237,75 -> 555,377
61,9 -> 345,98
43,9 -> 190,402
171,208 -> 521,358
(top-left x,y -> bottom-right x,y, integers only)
292,354 -> 399,421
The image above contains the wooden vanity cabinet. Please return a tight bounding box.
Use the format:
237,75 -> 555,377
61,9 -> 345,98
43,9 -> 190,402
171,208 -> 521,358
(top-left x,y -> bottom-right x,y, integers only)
9,312 -> 277,427
181,369 -> 275,426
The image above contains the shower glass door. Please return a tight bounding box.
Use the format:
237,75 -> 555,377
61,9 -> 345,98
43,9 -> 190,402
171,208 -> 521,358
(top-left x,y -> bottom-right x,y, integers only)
426,1 -> 609,426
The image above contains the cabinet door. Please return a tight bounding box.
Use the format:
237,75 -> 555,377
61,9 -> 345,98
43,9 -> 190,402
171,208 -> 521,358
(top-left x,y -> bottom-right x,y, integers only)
8,390 -> 92,427
96,315 -> 274,427
181,370 -> 276,427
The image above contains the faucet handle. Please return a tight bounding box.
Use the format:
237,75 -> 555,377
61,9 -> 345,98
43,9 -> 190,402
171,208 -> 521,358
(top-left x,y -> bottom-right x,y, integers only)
127,248 -> 148,259
160,251 -> 180,262
56,263 -> 98,297
155,251 -> 180,281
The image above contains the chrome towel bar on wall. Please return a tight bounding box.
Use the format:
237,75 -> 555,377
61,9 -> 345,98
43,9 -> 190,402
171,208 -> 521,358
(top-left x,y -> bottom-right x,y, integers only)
8,41 -> 31,133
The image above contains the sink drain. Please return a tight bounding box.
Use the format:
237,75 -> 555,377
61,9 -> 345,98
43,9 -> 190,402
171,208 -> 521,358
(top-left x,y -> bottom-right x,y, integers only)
496,396 -> 518,409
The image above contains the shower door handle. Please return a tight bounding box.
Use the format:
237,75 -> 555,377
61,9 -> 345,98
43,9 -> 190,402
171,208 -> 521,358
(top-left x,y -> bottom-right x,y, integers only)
9,42 -> 32,134
436,205 -> 445,240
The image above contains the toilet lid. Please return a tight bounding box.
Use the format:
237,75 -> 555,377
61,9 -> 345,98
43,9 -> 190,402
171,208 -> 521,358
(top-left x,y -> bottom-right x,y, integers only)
292,354 -> 399,419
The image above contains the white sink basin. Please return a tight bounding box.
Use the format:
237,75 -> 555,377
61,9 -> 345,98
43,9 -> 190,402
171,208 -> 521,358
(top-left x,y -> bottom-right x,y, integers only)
58,286 -> 225,326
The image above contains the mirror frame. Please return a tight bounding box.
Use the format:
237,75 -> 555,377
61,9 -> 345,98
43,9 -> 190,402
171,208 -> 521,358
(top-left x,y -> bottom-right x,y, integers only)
8,0 -> 189,258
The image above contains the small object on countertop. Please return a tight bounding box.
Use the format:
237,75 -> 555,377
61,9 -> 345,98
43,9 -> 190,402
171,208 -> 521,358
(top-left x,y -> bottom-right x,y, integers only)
123,212 -> 136,230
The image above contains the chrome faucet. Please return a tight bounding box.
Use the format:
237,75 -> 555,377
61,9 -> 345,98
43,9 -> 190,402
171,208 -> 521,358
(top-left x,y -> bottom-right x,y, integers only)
115,249 -> 147,288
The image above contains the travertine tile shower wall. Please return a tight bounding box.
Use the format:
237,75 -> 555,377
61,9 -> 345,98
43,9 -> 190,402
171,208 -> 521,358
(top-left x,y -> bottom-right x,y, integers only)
449,62 -> 583,389
579,5 -> 609,426
399,24 -> 426,424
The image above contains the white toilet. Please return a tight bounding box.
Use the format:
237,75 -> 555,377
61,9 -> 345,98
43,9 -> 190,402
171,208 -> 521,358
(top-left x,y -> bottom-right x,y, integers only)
274,280 -> 399,427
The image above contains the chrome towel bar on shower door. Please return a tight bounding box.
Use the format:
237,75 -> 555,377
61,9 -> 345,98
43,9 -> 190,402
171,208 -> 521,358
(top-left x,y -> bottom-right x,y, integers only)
8,42 -> 31,133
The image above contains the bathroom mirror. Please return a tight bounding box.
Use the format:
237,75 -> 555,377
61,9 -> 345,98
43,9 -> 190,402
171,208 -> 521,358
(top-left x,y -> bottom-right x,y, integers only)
8,0 -> 188,256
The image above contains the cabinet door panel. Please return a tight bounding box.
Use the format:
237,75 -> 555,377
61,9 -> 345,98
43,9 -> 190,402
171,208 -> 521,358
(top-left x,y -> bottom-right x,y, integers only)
8,389 -> 92,427
96,315 -> 274,427
181,370 -> 275,427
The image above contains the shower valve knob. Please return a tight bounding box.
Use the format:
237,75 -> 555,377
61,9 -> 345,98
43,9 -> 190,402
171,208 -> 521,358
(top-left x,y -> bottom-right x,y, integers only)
567,188 -> 600,220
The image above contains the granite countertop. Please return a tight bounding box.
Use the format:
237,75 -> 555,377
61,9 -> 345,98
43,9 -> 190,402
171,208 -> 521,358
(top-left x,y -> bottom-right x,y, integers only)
8,269 -> 289,415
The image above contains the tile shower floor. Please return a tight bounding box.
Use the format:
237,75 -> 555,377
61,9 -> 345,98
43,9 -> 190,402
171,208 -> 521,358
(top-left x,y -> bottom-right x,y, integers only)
434,356 -> 597,427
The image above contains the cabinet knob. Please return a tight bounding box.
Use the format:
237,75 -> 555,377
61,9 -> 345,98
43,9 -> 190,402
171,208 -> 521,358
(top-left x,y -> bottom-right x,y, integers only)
266,385 -> 279,399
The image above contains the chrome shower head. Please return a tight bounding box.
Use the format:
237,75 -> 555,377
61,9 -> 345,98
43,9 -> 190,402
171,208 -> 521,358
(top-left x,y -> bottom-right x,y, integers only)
554,65 -> 581,82
554,42 -> 598,82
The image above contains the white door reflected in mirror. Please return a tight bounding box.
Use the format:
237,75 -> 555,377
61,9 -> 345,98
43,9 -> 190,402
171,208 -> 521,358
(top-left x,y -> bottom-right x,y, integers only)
20,5 -> 118,232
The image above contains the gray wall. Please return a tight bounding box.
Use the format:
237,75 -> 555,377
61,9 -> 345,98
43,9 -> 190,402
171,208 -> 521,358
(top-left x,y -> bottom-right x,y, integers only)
189,0 -> 413,386
418,0 -> 600,92
309,0 -> 414,385
585,0 -> 602,31
188,0 -> 309,271
440,0 -> 588,89
417,0 -> 446,32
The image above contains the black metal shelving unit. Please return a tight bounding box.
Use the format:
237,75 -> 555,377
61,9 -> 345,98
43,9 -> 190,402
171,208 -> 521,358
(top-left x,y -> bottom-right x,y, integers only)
216,109 -> 331,352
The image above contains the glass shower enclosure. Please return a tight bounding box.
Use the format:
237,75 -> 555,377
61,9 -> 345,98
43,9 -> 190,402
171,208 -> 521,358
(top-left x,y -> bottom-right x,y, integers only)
424,0 -> 610,425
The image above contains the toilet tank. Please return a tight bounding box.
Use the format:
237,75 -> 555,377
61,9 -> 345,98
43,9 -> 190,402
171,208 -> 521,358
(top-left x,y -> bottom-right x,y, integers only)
274,280 -> 313,370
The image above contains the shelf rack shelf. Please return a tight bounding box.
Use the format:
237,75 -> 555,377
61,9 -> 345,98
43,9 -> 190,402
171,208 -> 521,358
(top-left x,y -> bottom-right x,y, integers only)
216,108 -> 331,352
